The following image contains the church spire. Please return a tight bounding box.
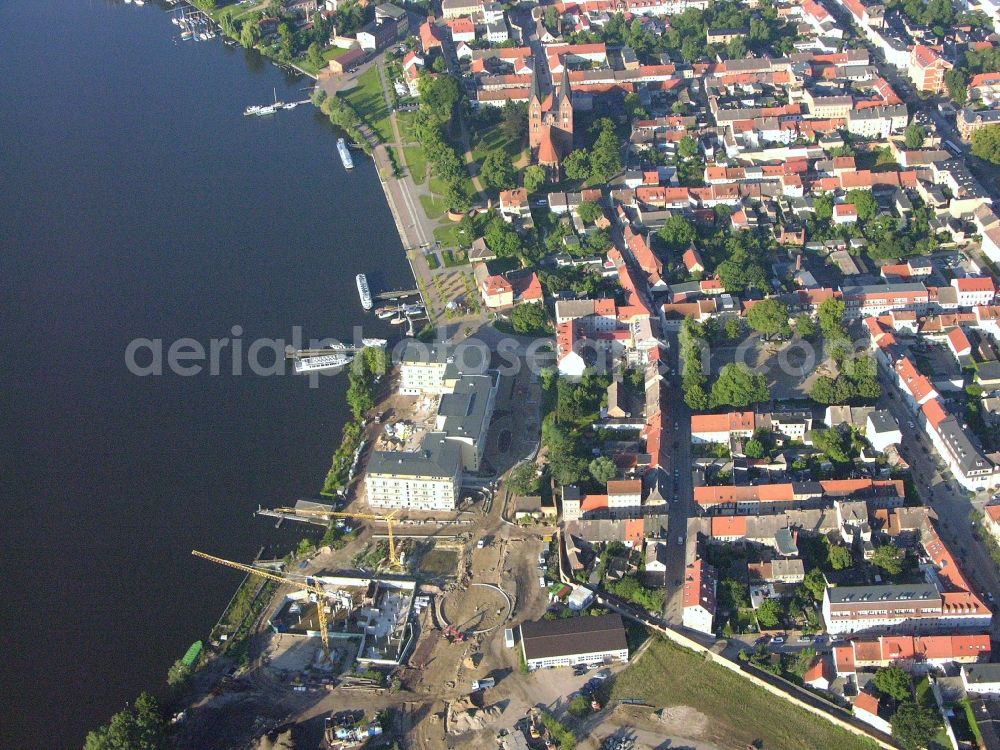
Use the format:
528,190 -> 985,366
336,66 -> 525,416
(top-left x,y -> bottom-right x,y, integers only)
558,64 -> 572,106
530,60 -> 542,104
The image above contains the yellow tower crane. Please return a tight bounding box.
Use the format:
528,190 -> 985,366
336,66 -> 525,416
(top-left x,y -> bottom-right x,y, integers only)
267,507 -> 403,568
191,549 -> 336,658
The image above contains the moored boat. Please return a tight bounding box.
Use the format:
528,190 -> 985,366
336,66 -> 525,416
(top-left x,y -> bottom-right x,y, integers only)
356,274 -> 373,310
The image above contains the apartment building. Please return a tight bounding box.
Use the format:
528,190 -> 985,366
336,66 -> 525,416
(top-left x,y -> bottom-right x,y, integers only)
366,434 -> 462,511
832,634 -> 990,676
822,584 -> 991,635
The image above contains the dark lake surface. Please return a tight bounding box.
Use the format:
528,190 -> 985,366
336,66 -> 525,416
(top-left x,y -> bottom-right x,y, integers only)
0,1 -> 409,745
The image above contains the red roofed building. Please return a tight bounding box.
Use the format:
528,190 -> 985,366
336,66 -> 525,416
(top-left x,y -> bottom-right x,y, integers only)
682,246 -> 705,274
691,411 -> 756,443
711,515 -> 748,541
909,44 -> 951,94
947,327 -> 973,358
682,558 -> 716,635
953,277 -> 996,306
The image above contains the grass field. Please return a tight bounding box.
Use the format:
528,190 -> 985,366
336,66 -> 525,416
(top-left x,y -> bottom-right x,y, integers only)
341,66 -> 392,143
419,194 -> 449,219
609,638 -> 878,750
403,146 -> 427,184
294,46 -> 349,76
471,121 -> 523,163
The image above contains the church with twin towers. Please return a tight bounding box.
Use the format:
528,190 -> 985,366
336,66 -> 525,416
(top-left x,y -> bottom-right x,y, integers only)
528,63 -> 574,178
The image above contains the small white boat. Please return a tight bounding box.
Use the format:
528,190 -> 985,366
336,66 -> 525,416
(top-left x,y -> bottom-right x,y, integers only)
181,30 -> 194,40
389,316 -> 406,325
375,307 -> 397,319
135,0 -> 145,6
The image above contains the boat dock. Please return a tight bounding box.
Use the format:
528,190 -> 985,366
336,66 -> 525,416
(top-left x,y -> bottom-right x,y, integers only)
256,500 -> 336,527
374,288 -> 420,301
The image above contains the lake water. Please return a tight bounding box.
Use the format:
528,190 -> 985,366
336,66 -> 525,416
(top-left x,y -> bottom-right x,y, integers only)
0,1 -> 410,745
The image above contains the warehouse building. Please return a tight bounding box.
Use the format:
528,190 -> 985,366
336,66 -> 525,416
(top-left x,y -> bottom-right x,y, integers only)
519,613 -> 628,670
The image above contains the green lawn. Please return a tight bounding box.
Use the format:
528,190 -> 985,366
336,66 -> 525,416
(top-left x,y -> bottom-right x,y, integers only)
433,222 -> 472,248
609,638 -> 878,750
471,121 -> 523,163
419,194 -> 449,220
293,46 -> 350,76
341,66 -> 392,143
404,146 -> 427,184
442,248 -> 468,268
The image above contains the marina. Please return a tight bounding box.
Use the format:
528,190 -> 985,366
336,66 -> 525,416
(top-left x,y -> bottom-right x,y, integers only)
284,339 -> 387,375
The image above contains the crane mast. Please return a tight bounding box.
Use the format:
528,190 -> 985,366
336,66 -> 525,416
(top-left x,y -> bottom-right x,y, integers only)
191,550 -> 332,657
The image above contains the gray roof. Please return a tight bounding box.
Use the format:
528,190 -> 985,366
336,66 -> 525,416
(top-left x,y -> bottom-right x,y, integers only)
965,664 -> 1000,685
368,433 -> 461,479
520,614 -> 627,660
868,410 -> 899,434
398,339 -> 489,376
937,415 -> 993,475
826,584 -> 939,604
841,282 -> 928,296
438,372 -> 498,445
375,2 -> 406,18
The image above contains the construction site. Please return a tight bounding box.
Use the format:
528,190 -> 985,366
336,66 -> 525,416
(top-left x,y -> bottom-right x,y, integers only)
173,355 -> 565,750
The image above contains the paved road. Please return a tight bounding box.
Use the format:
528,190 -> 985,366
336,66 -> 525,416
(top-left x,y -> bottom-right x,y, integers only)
660,333 -> 695,625
876,371 -> 1000,638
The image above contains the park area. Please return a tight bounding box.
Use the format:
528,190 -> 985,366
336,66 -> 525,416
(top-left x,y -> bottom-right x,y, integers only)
607,638 -> 878,750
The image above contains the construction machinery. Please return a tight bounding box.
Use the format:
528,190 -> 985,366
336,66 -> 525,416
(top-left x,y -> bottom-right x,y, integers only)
264,506 -> 403,568
192,550 -> 340,658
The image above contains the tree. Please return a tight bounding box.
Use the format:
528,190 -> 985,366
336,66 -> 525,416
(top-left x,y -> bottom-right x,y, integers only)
346,355 -> 374,420
589,119 -> 623,183
891,701 -> 940,750
814,192 -> 834,222
809,376 -> 841,405
523,165 -> 546,193
568,694 -> 592,717
500,101 -> 528,144
418,74 -> 461,121
480,150 -> 516,190
904,122 -> 926,149
846,188 -> 878,221
725,317 -> 743,341
563,148 -> 591,181
658,214 -> 697,251
874,666 -> 913,702
507,462 -> 540,495
577,201 -> 602,224
710,364 -> 770,407
484,216 -> 522,258
744,439 -> 765,458
167,659 -> 192,689
972,125 -> 1000,165
794,314 -> 816,339
678,134 -> 699,159
510,302 -> 548,334
872,543 -> 904,576
802,568 -> 826,602
945,67 -> 969,105
307,41 -> 324,69
828,544 -> 853,571
746,298 -> 790,339
84,693 -> 168,750
756,598 -> 782,628
589,456 -> 617,484
817,297 -> 847,341
812,428 -> 852,463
